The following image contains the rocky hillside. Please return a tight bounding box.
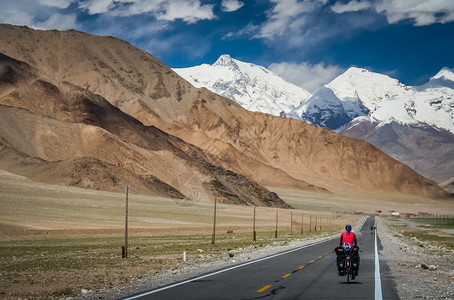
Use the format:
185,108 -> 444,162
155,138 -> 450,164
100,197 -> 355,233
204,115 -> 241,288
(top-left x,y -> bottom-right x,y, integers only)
0,52 -> 288,207
0,24 -> 450,199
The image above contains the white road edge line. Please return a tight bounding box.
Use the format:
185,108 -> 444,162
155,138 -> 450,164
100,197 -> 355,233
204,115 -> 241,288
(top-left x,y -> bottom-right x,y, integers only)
375,218 -> 383,300
123,238 -> 331,299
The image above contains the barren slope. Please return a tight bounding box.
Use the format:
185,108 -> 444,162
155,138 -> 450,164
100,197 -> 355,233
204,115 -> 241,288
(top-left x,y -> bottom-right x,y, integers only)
0,52 -> 289,208
341,120 -> 454,184
0,25 -> 450,199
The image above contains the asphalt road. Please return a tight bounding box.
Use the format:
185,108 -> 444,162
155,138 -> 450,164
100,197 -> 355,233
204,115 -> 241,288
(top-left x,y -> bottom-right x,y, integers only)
124,216 -> 399,299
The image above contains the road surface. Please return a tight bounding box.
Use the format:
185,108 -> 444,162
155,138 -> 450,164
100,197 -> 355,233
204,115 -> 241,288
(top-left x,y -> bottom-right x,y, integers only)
124,216 -> 398,299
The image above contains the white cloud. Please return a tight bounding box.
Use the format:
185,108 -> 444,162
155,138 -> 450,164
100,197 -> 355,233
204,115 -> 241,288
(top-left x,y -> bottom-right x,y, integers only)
78,0 -> 115,15
0,4 -> 34,27
157,0 -> 215,23
78,0 -> 215,24
224,23 -> 259,39
259,0 -> 327,38
0,1 -> 78,30
38,0 -> 73,9
331,0 -> 454,26
268,61 -> 344,93
34,13 -> 78,30
221,0 -> 244,12
375,0 -> 454,26
331,1 -> 372,14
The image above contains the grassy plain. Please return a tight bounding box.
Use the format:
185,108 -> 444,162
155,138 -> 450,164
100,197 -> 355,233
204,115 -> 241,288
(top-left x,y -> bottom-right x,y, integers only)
1,173 -> 453,299
386,217 -> 454,250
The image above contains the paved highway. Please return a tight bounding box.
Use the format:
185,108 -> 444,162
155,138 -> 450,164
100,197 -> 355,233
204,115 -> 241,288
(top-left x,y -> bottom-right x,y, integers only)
124,216 -> 398,299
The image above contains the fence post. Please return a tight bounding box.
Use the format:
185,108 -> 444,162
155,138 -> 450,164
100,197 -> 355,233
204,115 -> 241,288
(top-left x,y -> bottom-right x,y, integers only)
310,215 -> 312,232
301,212 -> 303,234
123,185 -> 130,258
253,206 -> 256,241
275,210 -> 278,238
211,198 -> 217,245
290,211 -> 293,235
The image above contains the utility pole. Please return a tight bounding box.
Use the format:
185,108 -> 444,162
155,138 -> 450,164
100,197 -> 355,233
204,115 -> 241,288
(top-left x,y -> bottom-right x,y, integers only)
253,206 -> 257,241
123,185 -> 130,258
211,198 -> 217,245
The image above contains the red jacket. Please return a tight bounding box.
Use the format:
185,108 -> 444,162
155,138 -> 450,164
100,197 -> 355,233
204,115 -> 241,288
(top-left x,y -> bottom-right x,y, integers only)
340,231 -> 357,247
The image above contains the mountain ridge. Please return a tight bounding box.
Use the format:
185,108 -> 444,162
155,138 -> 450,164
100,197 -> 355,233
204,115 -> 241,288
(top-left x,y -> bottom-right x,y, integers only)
0,51 -> 290,207
0,24 -> 449,199
174,54 -> 312,118
175,55 -> 454,134
175,54 -> 454,187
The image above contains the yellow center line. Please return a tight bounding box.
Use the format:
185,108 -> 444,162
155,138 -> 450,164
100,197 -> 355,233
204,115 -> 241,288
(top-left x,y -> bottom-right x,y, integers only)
256,254 -> 328,294
257,285 -> 272,293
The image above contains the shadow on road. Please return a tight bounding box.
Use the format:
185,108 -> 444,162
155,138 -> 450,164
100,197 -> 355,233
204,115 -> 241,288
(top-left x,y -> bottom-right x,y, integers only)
339,281 -> 362,285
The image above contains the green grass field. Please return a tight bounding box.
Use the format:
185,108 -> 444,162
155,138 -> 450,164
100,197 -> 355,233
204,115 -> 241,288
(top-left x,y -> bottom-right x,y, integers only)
387,217 -> 454,250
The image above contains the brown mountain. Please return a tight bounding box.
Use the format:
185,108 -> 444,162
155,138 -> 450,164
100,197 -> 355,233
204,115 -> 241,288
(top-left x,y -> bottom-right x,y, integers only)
340,119 -> 454,189
0,52 -> 289,207
0,24 -> 450,199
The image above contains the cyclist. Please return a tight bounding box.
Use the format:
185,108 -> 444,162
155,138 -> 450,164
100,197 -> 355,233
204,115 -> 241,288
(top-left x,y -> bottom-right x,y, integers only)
340,224 -> 357,247
338,224 -> 360,276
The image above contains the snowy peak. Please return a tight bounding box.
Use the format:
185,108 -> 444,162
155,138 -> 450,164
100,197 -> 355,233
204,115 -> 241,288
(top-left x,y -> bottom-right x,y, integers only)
296,66 -> 454,133
173,55 -> 312,117
431,67 -> 454,82
213,54 -> 241,72
294,67 -> 405,131
425,67 -> 454,89
213,54 -> 236,67
327,67 -> 408,111
174,56 -> 454,134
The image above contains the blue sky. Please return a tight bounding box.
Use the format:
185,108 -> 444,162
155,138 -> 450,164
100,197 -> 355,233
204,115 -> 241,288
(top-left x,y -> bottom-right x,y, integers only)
1,0 -> 454,92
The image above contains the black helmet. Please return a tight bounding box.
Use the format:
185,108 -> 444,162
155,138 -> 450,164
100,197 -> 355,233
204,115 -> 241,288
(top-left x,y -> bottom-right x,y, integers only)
345,224 -> 352,232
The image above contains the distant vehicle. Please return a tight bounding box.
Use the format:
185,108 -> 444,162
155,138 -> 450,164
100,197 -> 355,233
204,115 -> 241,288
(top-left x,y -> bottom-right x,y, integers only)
392,212 -> 400,216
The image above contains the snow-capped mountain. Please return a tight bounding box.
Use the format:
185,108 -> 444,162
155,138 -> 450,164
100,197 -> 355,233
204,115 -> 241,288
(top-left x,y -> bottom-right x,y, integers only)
333,67 -> 454,188
173,54 -> 312,117
296,67 -> 454,133
297,85 -> 370,129
434,67 -> 454,81
175,57 -> 454,135
295,67 -> 409,130
174,57 -> 454,187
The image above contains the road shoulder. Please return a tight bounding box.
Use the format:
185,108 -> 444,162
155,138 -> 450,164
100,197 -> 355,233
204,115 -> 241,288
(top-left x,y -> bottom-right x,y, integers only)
377,217 -> 454,299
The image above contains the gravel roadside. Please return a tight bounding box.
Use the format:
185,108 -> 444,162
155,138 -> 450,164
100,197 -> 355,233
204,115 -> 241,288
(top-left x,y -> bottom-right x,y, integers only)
377,217 -> 454,299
